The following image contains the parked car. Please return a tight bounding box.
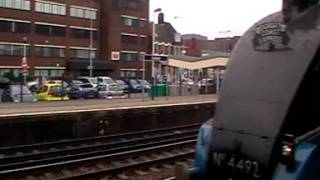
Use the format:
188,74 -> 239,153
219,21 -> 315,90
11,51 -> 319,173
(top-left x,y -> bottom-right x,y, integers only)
77,77 -> 98,87
182,78 -> 194,85
115,80 -> 129,92
98,84 -> 125,99
35,84 -> 69,101
198,78 -> 215,88
138,79 -> 151,91
27,80 -> 70,93
98,76 -> 114,85
1,85 -> 37,102
67,83 -> 98,99
79,84 -> 98,99
123,79 -> 142,93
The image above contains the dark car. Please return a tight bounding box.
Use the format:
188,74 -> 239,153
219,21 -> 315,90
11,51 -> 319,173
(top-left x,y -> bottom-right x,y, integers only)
68,83 -> 98,99
123,79 -> 142,93
1,85 -> 37,102
115,80 -> 129,93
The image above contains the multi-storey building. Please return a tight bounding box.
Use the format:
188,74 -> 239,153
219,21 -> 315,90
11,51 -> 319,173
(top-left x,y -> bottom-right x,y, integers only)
100,0 -> 151,79
154,13 -> 185,56
0,0 -> 151,81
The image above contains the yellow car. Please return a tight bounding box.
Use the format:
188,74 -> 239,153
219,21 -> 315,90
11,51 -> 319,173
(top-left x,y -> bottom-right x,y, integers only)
35,84 -> 69,101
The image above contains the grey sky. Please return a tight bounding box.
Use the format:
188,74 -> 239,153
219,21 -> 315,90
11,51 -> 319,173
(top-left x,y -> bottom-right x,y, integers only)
150,0 -> 282,39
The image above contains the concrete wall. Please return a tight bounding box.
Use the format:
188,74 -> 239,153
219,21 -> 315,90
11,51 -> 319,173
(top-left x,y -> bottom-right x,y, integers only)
0,102 -> 215,147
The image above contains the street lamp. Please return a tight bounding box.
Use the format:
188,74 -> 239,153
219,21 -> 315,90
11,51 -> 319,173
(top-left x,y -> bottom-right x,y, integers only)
22,37 -> 28,84
89,0 -> 94,77
151,8 -> 162,100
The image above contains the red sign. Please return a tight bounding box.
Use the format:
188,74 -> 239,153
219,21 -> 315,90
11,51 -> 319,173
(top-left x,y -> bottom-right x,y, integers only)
21,57 -> 28,74
111,51 -> 120,61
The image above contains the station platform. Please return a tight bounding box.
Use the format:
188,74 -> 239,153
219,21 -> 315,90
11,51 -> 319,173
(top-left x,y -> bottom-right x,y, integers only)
0,95 -> 217,117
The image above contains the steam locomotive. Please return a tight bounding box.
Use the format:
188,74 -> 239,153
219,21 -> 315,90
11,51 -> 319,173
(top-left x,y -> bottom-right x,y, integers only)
178,0 -> 320,179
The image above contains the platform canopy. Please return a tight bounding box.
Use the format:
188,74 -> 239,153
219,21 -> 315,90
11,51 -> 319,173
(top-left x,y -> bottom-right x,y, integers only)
167,52 -> 229,70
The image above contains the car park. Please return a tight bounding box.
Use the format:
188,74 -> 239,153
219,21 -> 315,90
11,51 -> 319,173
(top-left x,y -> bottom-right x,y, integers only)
1,85 -> 37,102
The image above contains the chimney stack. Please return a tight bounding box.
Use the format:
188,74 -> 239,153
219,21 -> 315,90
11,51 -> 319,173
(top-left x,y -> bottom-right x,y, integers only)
158,12 -> 164,24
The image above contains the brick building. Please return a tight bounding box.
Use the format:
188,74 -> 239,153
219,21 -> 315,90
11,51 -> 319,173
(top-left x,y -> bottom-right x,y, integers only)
154,13 -> 185,56
181,34 -> 208,57
0,0 -> 151,81
181,34 -> 240,56
207,36 -> 240,52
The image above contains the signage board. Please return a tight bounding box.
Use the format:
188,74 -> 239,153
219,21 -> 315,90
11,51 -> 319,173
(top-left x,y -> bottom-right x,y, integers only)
111,51 -> 120,61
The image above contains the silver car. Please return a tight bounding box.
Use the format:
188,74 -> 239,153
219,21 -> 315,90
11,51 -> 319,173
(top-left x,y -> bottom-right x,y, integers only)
98,84 -> 125,99
1,85 -> 37,102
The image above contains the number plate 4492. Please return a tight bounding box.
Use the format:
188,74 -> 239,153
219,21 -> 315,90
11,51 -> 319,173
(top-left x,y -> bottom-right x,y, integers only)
212,152 -> 261,178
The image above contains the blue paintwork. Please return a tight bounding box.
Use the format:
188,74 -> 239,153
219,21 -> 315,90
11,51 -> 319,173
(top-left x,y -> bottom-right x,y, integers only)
273,143 -> 320,180
192,120 -> 213,178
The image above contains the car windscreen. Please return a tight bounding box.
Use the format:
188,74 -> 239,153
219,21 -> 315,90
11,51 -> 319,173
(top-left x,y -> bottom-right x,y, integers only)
89,78 -> 97,84
139,80 -> 150,85
50,86 -> 63,93
11,85 -> 32,95
110,84 -> 122,91
129,79 -> 139,85
116,80 -> 125,85
105,79 -> 114,84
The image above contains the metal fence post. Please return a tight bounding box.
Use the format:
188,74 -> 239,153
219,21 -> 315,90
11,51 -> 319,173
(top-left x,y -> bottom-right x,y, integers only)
61,76 -> 64,101
20,76 -> 23,102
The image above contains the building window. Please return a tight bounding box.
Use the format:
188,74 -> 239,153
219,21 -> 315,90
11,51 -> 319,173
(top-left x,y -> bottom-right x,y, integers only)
50,69 -> 64,77
140,36 -> 147,45
0,0 -> 30,10
139,20 -> 146,27
34,46 -> 65,58
0,43 -> 30,56
121,16 -> 139,27
0,69 -> 11,76
70,7 -> 96,20
35,1 -> 66,15
34,69 -> 49,77
35,69 -> 64,77
71,28 -> 97,39
70,49 -> 96,59
155,44 -> 159,54
35,24 -> 66,37
120,70 -> 137,78
121,0 -> 140,10
121,52 -> 138,61
121,35 -> 138,44
0,20 -> 31,33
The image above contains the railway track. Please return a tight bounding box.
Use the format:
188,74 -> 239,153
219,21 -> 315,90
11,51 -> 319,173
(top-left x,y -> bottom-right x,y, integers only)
0,124 -> 199,179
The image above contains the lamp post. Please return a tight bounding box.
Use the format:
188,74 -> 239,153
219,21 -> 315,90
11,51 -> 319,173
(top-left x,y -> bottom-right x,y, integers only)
219,30 -> 231,52
141,53 -> 145,101
89,0 -> 94,77
22,37 -> 28,84
151,8 -> 162,100
20,37 -> 28,102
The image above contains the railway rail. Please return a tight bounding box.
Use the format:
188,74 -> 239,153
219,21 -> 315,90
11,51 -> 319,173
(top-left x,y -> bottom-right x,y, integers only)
0,124 -> 199,179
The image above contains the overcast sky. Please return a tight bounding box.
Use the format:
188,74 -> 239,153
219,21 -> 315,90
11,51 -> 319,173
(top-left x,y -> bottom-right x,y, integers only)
150,0 -> 282,39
